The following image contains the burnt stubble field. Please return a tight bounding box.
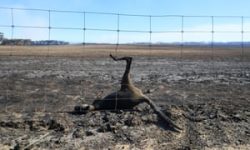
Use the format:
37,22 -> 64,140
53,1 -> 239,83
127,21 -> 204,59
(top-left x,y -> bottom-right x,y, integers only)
0,45 -> 250,149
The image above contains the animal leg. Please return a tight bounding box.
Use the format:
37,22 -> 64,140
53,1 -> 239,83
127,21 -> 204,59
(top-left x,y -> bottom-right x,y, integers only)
110,54 -> 133,91
142,95 -> 182,131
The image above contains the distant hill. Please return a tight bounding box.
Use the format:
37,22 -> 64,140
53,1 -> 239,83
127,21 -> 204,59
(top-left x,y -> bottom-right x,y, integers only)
126,42 -> 250,47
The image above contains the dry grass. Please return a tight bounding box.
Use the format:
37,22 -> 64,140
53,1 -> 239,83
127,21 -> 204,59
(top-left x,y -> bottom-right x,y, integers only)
0,45 -> 250,59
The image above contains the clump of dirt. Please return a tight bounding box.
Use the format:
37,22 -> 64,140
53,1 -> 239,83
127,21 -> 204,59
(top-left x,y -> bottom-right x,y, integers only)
0,103 -> 187,149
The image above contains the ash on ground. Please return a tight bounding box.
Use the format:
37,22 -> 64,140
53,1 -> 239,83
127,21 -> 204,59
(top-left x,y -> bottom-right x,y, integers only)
0,56 -> 249,149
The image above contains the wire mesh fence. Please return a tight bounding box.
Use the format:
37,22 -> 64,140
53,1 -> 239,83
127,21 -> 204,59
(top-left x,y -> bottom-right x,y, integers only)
0,6 -> 250,114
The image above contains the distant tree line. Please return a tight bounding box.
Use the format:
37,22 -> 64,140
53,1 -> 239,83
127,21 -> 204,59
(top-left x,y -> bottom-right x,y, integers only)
0,38 -> 69,46
0,32 -> 3,44
1,39 -> 32,45
32,40 -> 69,45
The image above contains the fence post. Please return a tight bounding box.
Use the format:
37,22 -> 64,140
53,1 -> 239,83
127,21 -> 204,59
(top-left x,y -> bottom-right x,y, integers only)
241,16 -> 244,61
116,13 -> 120,55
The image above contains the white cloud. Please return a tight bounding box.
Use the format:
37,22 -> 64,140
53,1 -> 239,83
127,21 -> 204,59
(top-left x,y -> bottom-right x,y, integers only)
184,23 -> 250,42
12,9 -> 49,40
0,4 -> 48,40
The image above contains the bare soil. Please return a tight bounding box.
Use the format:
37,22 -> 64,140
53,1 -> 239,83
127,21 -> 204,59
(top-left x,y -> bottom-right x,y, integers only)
0,46 -> 250,149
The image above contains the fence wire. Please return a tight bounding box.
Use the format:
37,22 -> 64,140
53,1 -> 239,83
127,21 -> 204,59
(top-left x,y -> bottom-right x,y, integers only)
0,7 -> 249,114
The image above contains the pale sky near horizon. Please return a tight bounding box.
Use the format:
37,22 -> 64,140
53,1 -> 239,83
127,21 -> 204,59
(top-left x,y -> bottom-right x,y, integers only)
0,0 -> 250,43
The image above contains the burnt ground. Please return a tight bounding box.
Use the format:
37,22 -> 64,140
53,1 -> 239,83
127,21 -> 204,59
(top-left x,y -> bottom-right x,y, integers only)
0,56 -> 250,149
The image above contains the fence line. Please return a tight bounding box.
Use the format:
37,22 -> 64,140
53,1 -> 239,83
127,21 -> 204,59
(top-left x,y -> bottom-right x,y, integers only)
0,7 -> 249,58
1,7 -> 250,38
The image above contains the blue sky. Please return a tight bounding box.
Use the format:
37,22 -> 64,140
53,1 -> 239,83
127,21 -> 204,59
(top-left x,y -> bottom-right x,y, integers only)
0,0 -> 250,43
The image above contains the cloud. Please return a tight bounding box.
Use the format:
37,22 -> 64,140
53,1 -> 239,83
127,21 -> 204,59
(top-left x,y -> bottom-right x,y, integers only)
0,5 -> 49,40
183,23 -> 250,42
12,9 -> 49,40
